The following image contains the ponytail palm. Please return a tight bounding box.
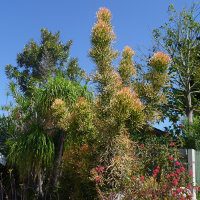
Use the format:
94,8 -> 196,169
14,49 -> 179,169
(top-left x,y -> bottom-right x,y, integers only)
7,126 -> 54,178
34,76 -> 93,115
33,76 -> 93,192
5,75 -> 93,197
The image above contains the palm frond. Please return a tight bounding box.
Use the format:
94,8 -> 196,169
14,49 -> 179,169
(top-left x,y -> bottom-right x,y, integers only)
7,127 -> 54,176
34,76 -> 93,115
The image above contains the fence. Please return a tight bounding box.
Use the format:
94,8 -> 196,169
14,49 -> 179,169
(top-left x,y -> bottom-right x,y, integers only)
180,149 -> 200,200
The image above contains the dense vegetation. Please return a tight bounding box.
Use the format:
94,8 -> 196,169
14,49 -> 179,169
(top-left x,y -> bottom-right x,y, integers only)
0,4 -> 199,200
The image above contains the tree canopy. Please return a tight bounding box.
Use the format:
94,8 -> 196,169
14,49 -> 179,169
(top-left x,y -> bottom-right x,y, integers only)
153,3 -> 200,124
6,28 -> 84,96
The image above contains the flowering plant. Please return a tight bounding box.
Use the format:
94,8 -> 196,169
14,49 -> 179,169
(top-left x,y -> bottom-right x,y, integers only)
93,135 -> 194,200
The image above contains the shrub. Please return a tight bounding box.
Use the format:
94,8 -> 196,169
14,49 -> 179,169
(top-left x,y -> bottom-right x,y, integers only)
92,135 -> 194,200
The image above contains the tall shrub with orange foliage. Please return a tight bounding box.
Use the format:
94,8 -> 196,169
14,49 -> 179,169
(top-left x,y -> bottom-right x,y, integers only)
85,7 -> 193,200
44,7 -> 194,200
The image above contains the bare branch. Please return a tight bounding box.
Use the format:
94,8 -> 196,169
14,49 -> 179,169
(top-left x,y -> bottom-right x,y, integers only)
190,91 -> 200,94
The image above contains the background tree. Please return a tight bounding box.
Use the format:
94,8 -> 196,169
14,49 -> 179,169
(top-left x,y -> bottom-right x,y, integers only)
152,3 -> 200,124
6,28 -> 84,96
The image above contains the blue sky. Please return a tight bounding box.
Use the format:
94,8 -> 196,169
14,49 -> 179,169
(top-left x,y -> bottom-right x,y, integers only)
0,0 -> 195,129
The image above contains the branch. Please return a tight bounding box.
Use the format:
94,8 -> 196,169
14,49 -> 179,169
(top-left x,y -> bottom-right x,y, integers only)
193,109 -> 200,112
170,77 -> 185,88
153,37 -> 169,52
175,94 -> 185,97
177,99 -> 185,106
175,66 -> 187,87
168,107 -> 183,112
169,85 -> 184,93
167,103 -> 185,111
190,90 -> 200,94
190,81 -> 198,90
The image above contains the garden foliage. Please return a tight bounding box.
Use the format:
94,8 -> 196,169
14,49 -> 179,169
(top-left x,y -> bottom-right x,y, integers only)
0,6 -> 196,200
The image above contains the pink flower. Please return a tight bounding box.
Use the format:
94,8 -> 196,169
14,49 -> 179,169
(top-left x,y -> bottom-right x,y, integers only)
180,167 -> 185,172
174,173 -> 178,177
189,171 -> 193,176
171,173 -> 175,177
190,194 -> 194,198
99,166 -> 104,173
131,177 -> 136,180
140,176 -> 144,181
168,156 -> 173,161
153,169 -> 159,176
176,188 -> 183,194
173,181 -> 178,186
165,133 -> 169,137
172,192 -> 177,197
133,165 -> 137,169
163,185 -> 167,189
179,124 -> 183,128
172,178 -> 178,186
95,176 -> 101,182
166,174 -> 171,179
175,161 -> 181,166
176,169 -> 181,174
95,166 -> 104,174
179,197 -> 185,200
153,169 -> 159,174
153,174 -> 157,178
141,144 -> 144,147
187,184 -> 192,189
170,142 -> 175,147
17,115 -> 20,119
156,166 -> 160,169
95,167 -> 99,172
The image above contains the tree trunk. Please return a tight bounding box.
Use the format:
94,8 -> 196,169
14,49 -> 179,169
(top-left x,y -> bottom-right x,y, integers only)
187,108 -> 193,124
186,87 -> 193,124
37,170 -> 44,200
49,130 -> 65,189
